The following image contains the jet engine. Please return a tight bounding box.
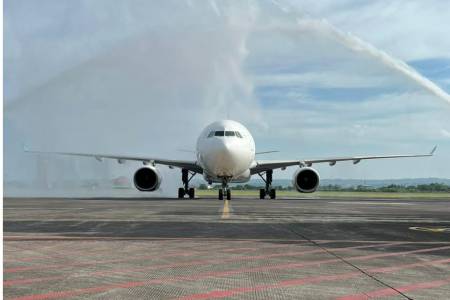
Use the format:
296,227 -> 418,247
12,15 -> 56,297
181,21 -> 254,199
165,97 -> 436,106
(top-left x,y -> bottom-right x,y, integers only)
293,167 -> 320,193
133,166 -> 162,191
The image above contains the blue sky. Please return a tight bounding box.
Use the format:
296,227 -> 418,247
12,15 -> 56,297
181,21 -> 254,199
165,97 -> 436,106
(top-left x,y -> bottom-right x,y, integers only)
4,0 -> 450,193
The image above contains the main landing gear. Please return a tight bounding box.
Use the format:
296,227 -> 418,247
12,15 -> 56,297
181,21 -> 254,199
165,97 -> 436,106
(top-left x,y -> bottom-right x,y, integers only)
178,169 -> 197,199
218,177 -> 231,201
258,170 -> 276,199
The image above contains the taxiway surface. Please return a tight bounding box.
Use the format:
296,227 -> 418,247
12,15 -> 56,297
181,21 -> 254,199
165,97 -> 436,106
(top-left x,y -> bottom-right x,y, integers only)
4,196 -> 450,299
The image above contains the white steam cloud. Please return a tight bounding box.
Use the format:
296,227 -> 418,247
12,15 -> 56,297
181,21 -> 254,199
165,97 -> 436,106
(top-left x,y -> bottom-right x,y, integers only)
4,1 -> 264,197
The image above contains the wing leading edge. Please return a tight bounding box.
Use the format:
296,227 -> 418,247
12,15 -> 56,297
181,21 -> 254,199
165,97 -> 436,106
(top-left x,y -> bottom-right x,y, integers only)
25,149 -> 203,174
251,146 -> 437,174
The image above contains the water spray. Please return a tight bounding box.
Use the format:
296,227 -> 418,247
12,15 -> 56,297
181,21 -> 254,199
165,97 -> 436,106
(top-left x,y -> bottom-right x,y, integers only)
296,18 -> 450,105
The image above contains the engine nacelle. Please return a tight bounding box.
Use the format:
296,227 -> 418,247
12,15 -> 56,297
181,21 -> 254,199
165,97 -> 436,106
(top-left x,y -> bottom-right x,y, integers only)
133,166 -> 162,192
292,167 -> 320,193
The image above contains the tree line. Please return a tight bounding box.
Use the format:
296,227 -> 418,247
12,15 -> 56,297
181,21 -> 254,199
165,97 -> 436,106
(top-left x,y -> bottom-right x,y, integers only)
197,183 -> 450,193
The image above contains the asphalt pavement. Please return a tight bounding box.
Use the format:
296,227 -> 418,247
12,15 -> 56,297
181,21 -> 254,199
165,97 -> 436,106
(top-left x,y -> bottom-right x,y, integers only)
4,196 -> 450,299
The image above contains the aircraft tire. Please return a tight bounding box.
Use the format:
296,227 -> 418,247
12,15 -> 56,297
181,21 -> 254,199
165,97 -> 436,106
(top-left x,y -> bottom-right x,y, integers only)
259,189 -> 265,199
178,188 -> 185,199
269,189 -> 276,199
218,189 -> 224,200
188,188 -> 195,199
226,189 -> 231,200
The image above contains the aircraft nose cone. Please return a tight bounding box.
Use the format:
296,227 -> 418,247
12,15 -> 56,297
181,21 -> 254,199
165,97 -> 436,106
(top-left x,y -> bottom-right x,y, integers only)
207,139 -> 245,176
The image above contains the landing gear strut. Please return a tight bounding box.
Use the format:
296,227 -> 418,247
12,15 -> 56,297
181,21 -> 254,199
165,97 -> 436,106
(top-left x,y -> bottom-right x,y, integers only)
258,170 -> 276,199
178,169 -> 197,199
218,177 -> 231,200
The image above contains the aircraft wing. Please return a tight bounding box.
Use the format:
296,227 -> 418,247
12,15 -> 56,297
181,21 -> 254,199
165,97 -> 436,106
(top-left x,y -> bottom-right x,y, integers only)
25,149 -> 203,173
250,146 -> 437,174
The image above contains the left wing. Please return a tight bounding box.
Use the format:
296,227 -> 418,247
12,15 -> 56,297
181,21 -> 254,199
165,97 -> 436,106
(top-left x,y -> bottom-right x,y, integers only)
251,146 -> 436,174
25,149 -> 203,173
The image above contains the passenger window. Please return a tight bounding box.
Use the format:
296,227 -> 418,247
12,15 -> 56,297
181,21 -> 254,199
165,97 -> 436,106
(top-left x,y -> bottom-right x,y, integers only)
235,131 -> 243,138
225,131 -> 235,137
215,131 -> 224,136
207,131 -> 214,138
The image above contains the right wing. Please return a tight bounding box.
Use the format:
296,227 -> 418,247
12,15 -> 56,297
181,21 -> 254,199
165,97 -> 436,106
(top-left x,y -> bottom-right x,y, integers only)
251,146 -> 437,174
25,149 -> 203,174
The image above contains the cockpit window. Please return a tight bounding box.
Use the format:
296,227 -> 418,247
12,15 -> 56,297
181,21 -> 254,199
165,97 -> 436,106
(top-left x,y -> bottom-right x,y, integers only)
209,130 -> 241,138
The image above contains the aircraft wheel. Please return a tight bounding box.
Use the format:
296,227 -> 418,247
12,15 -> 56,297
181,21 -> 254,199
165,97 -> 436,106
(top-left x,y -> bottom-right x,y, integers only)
178,188 -> 185,199
188,188 -> 195,199
218,189 -> 224,200
259,189 -> 265,199
226,189 -> 231,200
269,189 -> 276,199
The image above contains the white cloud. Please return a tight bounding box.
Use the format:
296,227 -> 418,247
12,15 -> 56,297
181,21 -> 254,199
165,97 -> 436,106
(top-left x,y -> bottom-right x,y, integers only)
288,0 -> 450,61
252,70 -> 397,89
441,129 -> 450,139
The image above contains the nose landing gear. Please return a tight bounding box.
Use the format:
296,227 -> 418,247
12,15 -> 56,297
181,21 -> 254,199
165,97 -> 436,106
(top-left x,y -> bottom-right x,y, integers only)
258,170 -> 276,199
178,169 -> 197,199
218,177 -> 232,200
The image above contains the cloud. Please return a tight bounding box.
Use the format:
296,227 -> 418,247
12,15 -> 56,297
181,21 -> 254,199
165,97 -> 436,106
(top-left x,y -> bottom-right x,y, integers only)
288,0 -> 450,61
441,129 -> 450,139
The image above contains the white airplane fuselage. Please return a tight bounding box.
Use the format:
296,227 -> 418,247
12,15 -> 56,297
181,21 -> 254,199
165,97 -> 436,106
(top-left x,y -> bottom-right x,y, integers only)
196,120 -> 256,183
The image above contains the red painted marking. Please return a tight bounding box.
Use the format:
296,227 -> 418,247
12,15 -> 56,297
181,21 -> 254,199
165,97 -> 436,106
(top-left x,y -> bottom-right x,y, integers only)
3,241 -> 225,265
3,276 -> 64,287
3,242 -> 422,288
368,258 -> 450,273
4,240 -> 311,270
4,241 -> 395,274
179,273 -> 363,300
176,258 -> 450,300
336,276 -> 450,300
9,245 -> 450,299
221,247 -> 259,252
4,251 -> 195,273
5,242 -> 392,286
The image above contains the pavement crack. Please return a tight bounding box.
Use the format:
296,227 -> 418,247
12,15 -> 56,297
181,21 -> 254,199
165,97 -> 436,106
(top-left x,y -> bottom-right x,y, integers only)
280,223 -> 414,300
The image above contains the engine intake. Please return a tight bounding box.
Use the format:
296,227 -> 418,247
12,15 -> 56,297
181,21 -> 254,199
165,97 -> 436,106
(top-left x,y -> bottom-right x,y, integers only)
293,167 -> 320,193
133,166 -> 161,191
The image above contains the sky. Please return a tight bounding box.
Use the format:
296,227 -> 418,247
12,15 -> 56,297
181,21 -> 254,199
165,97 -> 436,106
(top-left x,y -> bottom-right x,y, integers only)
4,0 -> 450,196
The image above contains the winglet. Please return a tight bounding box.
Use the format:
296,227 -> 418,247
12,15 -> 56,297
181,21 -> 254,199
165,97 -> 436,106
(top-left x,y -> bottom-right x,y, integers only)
23,144 -> 30,152
430,145 -> 437,155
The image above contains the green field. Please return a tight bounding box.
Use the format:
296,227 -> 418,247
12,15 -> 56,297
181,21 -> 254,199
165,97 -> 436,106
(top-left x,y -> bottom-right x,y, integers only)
196,189 -> 450,199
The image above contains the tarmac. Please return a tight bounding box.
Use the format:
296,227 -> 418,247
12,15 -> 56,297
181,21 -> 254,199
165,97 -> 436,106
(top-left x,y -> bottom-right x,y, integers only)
3,195 -> 450,299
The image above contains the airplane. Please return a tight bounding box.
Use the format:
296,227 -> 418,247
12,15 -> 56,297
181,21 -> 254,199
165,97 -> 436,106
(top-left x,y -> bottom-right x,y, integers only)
27,120 -> 437,200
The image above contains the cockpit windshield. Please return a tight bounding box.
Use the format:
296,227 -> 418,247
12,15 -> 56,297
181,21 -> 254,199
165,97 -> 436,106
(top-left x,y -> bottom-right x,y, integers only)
208,130 -> 243,138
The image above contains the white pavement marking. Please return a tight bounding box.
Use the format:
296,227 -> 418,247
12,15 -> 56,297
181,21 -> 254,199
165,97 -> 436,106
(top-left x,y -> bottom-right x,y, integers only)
329,201 -> 414,205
